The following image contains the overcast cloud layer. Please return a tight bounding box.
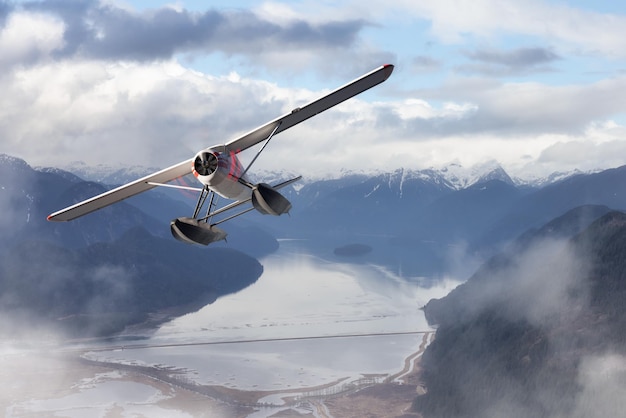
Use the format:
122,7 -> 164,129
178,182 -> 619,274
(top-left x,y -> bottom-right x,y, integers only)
2,0 -> 626,180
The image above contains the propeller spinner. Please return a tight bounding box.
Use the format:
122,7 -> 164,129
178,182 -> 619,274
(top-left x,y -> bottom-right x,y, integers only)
193,152 -> 219,176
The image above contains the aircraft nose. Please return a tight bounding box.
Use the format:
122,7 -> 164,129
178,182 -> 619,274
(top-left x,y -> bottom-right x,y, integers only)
194,151 -> 219,176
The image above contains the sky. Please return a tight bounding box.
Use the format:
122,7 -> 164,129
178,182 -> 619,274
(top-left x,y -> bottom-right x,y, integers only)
2,0 -> 626,180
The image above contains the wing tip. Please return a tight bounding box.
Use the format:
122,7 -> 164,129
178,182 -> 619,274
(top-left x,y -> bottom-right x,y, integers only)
382,64 -> 395,80
47,213 -> 65,222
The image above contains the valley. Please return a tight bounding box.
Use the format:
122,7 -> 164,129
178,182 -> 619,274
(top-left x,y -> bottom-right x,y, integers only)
2,243 -> 443,417
3,154 -> 626,417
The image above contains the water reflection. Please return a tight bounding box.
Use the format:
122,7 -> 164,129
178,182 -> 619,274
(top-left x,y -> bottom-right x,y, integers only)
86,244 -> 463,391
153,244 -> 459,343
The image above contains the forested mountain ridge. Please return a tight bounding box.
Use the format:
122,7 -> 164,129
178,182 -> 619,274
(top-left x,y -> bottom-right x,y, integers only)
416,207 -> 626,418
0,155 -> 266,337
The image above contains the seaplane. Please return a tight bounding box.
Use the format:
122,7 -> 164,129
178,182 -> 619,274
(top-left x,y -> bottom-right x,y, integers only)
47,64 -> 394,245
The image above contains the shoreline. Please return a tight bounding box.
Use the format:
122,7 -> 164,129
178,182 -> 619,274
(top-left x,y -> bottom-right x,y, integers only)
85,331 -> 434,416
3,331 -> 433,417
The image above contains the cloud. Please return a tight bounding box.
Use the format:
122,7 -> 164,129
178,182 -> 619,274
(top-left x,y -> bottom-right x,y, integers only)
0,0 -> 626,182
535,127 -> 626,173
1,52 -> 624,181
566,354 -> 626,418
479,353 -> 626,418
0,2 -> 395,175
453,237 -> 591,328
0,58 -> 401,174
415,75 -> 626,137
411,55 -> 442,73
6,0 -> 368,64
85,264 -> 134,314
500,238 -> 590,325
460,46 -> 561,76
399,0 -> 626,57
468,47 -> 560,68
0,155 -> 35,234
0,9 -> 66,69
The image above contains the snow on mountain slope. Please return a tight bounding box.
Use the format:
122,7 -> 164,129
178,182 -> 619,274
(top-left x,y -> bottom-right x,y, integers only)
34,154 -> 593,192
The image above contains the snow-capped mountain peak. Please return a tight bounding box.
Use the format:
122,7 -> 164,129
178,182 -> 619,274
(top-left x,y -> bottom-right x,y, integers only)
57,161 -> 162,185
436,160 -> 513,189
34,155 -> 595,193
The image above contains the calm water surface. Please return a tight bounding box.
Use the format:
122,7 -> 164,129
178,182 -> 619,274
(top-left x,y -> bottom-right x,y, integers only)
86,242 -> 460,390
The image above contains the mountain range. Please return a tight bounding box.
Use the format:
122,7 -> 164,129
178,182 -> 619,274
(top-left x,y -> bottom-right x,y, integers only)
265,161 -> 626,278
58,158 -> 585,191
2,153 -> 626,338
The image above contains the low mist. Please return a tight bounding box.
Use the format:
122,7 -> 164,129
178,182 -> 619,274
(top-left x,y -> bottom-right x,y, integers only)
487,237 -> 590,326
418,218 -> 626,418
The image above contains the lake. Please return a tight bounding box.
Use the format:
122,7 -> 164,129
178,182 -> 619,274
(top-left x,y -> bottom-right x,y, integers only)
5,241 -> 461,417
85,241 -> 459,392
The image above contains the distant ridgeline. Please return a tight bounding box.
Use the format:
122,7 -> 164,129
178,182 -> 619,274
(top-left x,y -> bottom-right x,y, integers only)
415,206 -> 626,418
4,153 -> 626,337
261,163 -> 626,277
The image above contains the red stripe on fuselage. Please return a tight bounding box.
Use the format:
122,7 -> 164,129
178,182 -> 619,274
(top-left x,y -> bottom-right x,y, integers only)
228,150 -> 243,180
216,152 -> 243,181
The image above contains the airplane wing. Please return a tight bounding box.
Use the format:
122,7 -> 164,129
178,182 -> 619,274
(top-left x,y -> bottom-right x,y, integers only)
48,64 -> 394,222
47,158 -> 193,221
224,64 -> 394,153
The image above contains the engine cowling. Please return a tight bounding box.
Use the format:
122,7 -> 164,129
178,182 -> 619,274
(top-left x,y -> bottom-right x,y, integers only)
193,151 -> 219,177
191,149 -> 250,200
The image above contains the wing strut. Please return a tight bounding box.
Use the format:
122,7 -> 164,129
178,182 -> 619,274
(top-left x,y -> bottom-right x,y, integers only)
172,175 -> 301,245
192,186 -> 211,219
239,122 -> 281,184
197,175 -> 303,224
205,190 -> 219,223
